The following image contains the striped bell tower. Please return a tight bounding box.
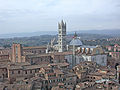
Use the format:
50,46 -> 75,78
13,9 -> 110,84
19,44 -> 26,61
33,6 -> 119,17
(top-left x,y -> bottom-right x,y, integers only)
58,20 -> 67,52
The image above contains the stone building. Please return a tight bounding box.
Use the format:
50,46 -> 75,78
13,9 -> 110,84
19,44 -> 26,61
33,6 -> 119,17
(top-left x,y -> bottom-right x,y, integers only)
0,81 -> 33,90
0,54 -> 10,65
75,80 -> 119,90
30,65 -> 77,90
106,44 -> 120,60
75,82 -> 96,90
106,44 -> 120,52
0,48 -> 11,64
12,43 -> 25,63
7,62 -> 48,83
0,48 -> 11,55
48,62 -> 69,70
25,54 -> 52,65
52,83 -> 74,90
0,62 -> 48,84
72,61 -> 98,82
87,68 -> 116,82
0,64 -> 8,81
95,79 -> 120,90
65,45 -> 107,68
23,46 -> 47,55
109,52 -> 120,60
117,65 -> 120,83
51,51 -> 72,63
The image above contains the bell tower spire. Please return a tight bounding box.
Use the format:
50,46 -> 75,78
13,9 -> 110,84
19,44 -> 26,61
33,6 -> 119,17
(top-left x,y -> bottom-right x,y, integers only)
58,20 -> 67,52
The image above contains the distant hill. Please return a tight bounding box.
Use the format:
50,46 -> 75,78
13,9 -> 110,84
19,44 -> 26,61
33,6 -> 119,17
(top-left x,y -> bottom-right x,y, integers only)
0,33 -> 113,47
0,29 -> 119,47
0,31 -> 57,38
75,29 -> 120,37
0,29 -> 120,38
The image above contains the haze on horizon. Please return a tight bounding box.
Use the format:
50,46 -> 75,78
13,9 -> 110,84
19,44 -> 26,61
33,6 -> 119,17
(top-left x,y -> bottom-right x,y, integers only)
0,0 -> 120,34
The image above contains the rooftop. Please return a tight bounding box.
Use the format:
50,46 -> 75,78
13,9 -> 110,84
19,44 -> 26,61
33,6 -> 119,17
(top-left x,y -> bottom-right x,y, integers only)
23,46 -> 47,49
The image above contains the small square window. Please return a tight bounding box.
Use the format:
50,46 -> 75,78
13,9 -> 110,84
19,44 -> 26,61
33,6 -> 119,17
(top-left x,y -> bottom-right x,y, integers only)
18,71 -> 20,74
12,71 -> 14,74
30,70 -> 32,73
25,71 -> 27,74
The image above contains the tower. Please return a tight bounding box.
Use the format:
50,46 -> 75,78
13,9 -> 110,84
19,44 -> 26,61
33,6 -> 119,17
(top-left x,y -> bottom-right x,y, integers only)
12,43 -> 24,62
58,20 -> 67,52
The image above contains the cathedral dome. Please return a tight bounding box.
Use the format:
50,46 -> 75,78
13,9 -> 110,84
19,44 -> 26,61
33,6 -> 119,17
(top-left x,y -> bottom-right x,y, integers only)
69,32 -> 83,46
70,38 -> 83,46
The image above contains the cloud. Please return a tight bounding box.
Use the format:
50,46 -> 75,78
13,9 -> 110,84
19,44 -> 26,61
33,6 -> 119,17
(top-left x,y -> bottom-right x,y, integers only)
0,0 -> 120,34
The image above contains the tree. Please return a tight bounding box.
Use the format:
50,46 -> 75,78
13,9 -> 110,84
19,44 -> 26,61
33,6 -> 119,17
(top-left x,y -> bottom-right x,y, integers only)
3,44 -> 11,48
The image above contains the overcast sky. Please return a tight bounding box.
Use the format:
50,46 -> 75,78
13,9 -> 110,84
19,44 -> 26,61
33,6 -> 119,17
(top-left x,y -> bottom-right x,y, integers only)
0,0 -> 120,34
